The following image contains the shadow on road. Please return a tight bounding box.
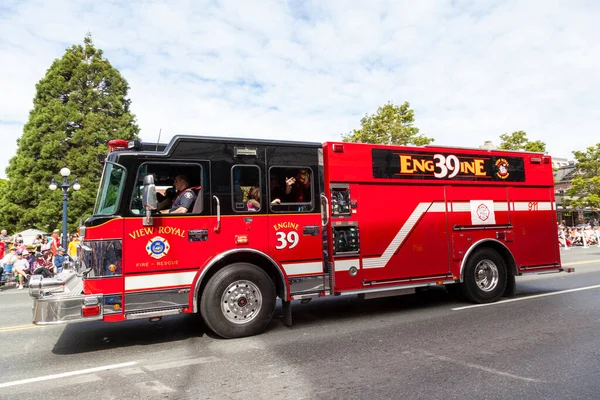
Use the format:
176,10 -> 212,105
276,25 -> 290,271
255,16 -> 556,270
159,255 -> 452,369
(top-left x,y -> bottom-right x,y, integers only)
52,313 -> 211,355
51,287 -> 459,354
283,287 -> 457,328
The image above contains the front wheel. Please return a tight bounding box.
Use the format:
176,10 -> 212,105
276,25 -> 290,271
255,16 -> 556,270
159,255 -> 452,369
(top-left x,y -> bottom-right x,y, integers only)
200,263 -> 276,338
462,248 -> 507,303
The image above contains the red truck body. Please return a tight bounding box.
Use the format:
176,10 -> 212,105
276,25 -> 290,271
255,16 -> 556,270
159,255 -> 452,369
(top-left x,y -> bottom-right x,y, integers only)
30,136 -> 564,338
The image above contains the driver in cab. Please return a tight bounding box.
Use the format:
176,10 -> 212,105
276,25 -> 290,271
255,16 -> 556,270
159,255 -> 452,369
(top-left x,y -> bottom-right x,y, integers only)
160,174 -> 196,214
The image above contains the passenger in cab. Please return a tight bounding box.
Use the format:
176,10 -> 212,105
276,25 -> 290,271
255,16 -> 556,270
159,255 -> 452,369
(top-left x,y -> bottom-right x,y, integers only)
247,186 -> 261,211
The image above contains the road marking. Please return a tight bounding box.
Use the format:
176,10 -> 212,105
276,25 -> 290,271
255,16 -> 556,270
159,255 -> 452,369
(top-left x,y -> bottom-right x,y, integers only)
136,380 -> 177,394
0,324 -> 41,333
409,349 -> 541,383
119,367 -> 147,376
145,356 -> 221,371
452,284 -> 600,311
0,361 -> 137,388
562,259 -> 600,266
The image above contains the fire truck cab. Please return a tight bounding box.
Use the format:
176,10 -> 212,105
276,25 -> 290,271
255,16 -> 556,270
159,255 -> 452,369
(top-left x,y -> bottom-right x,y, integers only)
29,135 -> 566,338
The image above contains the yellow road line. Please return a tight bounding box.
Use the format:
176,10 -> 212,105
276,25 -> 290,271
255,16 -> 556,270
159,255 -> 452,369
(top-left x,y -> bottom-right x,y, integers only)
0,324 -> 41,333
562,259 -> 600,267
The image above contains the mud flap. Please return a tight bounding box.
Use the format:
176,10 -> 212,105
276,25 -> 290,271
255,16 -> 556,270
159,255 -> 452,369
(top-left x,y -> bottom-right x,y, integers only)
503,272 -> 516,297
282,300 -> 292,327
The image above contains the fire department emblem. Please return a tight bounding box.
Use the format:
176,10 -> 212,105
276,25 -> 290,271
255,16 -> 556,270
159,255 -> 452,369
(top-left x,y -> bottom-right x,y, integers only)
146,236 -> 170,259
495,158 -> 509,179
476,203 -> 490,222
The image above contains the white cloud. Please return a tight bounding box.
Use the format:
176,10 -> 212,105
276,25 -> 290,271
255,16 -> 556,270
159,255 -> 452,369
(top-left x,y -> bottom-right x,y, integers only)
1,0 -> 600,179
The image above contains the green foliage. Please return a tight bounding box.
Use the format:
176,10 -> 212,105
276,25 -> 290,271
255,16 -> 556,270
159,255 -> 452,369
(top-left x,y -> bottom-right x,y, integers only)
499,131 -> 546,152
0,35 -> 139,233
566,144 -> 600,209
343,102 -> 434,146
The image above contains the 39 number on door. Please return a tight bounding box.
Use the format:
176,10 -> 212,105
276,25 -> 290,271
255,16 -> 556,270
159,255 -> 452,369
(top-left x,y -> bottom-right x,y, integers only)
275,231 -> 299,250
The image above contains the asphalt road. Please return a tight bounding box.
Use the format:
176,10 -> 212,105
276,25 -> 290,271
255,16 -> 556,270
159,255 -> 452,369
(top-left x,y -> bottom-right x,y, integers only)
1,247 -> 599,400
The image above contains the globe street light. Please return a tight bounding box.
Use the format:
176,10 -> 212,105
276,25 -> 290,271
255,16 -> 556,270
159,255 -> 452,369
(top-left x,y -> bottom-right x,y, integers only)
49,168 -> 81,249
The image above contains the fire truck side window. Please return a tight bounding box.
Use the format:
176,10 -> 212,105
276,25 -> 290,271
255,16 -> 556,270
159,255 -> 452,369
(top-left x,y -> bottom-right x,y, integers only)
231,165 -> 262,213
131,163 -> 203,215
269,166 -> 313,213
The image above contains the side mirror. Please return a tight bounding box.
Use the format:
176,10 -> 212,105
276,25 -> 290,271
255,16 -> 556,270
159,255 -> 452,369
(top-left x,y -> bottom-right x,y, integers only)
142,175 -> 158,226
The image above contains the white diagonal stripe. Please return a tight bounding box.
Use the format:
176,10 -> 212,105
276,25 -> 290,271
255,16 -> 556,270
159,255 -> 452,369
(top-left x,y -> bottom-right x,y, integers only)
363,202 -> 431,269
125,271 -> 196,291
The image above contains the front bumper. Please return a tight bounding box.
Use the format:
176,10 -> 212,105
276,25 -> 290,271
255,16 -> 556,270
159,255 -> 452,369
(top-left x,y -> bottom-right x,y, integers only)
29,270 -> 103,325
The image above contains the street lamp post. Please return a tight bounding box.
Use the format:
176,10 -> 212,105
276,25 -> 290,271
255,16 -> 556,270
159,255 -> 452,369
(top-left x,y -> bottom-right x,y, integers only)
49,167 -> 81,249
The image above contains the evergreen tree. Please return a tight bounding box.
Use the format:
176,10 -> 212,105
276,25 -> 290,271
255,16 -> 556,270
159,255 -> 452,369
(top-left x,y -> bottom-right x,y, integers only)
0,35 -> 139,233
343,102 -> 433,146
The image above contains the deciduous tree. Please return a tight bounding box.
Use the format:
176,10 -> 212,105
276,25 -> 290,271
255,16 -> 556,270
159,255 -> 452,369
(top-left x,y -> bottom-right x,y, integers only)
0,34 -> 139,233
343,102 -> 433,146
566,144 -> 600,209
499,131 -> 546,152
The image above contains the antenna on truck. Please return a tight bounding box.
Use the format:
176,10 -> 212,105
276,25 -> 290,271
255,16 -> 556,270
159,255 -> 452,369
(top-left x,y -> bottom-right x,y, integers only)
156,128 -> 162,151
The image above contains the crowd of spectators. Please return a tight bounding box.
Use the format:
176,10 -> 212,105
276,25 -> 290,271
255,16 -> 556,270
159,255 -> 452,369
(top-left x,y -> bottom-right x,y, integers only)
0,229 -> 79,290
557,218 -> 600,250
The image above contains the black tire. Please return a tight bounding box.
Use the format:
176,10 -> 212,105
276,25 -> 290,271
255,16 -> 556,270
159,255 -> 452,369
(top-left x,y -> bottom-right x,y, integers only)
200,263 -> 276,339
462,248 -> 507,304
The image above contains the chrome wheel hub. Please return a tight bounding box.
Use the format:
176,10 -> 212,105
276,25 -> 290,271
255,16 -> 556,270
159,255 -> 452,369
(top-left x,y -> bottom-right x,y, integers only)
221,280 -> 262,324
474,259 -> 499,292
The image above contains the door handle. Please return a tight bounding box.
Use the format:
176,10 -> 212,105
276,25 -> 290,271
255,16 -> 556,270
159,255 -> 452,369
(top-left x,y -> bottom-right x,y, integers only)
303,226 -> 320,236
213,195 -> 221,233
320,194 -> 329,227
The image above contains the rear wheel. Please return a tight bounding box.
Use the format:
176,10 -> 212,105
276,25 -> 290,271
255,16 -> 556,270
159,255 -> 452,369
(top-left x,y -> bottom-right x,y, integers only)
200,263 -> 276,338
462,248 -> 507,303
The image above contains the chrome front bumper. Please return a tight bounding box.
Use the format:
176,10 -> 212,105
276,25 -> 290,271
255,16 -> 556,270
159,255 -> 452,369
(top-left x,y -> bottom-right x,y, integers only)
29,270 -> 103,325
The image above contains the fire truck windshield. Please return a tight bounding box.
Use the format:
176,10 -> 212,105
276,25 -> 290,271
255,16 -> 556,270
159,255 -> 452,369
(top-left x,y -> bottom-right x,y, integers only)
94,162 -> 126,215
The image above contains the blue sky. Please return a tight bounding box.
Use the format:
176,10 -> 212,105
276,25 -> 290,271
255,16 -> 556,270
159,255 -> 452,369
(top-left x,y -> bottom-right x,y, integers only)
1,0 -> 599,179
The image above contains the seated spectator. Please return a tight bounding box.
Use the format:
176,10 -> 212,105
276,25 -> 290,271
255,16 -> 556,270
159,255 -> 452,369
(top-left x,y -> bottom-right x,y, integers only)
32,234 -> 43,253
14,237 -> 27,253
33,252 -> 54,277
564,228 -> 573,247
12,251 -> 30,290
53,247 -> 73,273
558,227 -> 569,250
24,251 -> 34,271
41,238 -> 51,253
2,247 -> 17,281
584,226 -> 596,245
573,228 -> 584,246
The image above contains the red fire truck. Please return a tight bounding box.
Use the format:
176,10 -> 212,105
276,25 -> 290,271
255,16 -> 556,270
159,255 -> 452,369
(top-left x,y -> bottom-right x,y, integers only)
29,136 -> 569,338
